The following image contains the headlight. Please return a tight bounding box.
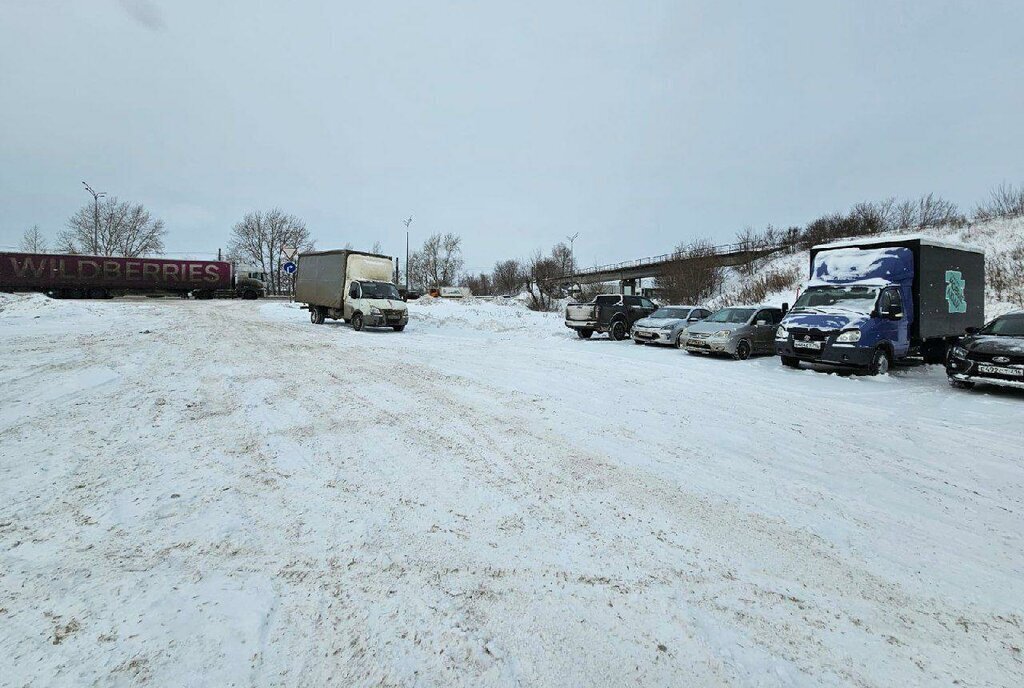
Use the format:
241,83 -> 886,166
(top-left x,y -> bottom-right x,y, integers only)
660,324 -> 675,331
951,345 -> 968,360
370,306 -> 381,315
836,329 -> 861,343
713,330 -> 732,337
775,326 -> 788,340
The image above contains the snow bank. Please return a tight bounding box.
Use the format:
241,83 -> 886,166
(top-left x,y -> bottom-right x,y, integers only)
407,297 -> 565,337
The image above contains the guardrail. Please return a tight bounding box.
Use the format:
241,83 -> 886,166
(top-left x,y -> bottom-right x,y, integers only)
548,242 -> 784,281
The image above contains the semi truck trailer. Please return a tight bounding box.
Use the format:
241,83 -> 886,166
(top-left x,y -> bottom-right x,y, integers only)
294,250 -> 408,331
774,235 -> 985,374
0,252 -> 265,299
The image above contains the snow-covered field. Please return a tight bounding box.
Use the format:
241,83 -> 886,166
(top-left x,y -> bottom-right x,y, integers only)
2,294 -> 1022,687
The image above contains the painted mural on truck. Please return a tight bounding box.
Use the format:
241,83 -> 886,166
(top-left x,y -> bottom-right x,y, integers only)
0,252 -> 233,292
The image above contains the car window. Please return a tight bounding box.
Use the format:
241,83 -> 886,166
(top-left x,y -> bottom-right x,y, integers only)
889,289 -> 904,312
754,310 -> 771,325
640,298 -> 655,309
770,309 -> 783,324
595,295 -> 619,306
623,296 -> 641,306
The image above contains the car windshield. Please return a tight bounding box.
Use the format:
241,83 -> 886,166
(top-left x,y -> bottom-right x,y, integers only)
361,281 -> 401,300
792,285 -> 879,313
649,308 -> 689,319
705,308 -> 754,324
981,314 -> 1024,336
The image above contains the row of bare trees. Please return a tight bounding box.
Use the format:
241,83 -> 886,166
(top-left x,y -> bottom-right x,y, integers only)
17,197 -> 169,257
226,209 -> 313,296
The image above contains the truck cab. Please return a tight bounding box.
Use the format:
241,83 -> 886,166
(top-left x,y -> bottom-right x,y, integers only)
345,280 -> 409,331
776,237 -> 984,374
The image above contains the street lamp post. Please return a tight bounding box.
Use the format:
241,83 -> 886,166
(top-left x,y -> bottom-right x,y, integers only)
403,216 -> 413,292
82,181 -> 106,254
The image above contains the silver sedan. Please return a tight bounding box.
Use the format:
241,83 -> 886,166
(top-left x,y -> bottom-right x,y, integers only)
630,306 -> 711,348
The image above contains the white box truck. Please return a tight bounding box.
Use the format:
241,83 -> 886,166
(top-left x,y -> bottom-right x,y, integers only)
294,250 -> 409,331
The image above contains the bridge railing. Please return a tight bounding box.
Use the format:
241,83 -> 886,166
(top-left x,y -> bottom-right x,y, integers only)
547,242 -> 784,282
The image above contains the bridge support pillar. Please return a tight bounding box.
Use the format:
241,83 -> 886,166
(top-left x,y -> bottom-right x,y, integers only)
619,278 -> 637,295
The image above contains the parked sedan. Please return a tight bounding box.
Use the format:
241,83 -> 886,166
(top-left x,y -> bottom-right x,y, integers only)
631,305 -> 711,347
683,306 -> 784,360
947,311 -> 1024,390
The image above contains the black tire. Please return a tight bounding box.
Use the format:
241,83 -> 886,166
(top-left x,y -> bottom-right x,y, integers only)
576,328 -> 593,340
310,307 -> 325,325
609,320 -> 627,341
351,313 -> 364,331
868,347 -> 891,376
392,324 -> 405,332
949,378 -> 975,390
733,340 -> 751,361
242,290 -> 258,300
676,333 -> 686,349
781,355 -> 800,368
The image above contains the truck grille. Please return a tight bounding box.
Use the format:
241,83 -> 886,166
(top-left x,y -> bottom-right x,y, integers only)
786,328 -> 833,342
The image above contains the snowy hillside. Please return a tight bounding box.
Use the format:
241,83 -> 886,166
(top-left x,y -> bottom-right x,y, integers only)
710,215 -> 1024,318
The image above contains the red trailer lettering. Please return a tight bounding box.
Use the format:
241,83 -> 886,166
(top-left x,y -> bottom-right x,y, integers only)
9,255 -> 48,279
103,260 -> 121,279
142,262 -> 160,281
162,264 -> 179,281
125,261 -> 141,280
188,263 -> 203,282
80,260 -> 100,279
204,264 -> 220,283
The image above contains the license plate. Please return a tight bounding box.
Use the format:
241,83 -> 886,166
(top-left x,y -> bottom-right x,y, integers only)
687,339 -> 708,348
978,365 -> 1023,377
635,332 -> 653,339
793,340 -> 822,350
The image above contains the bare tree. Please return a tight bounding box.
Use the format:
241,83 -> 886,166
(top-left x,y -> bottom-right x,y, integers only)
916,193 -> 965,228
974,183 -> 1024,221
371,240 -> 383,254
460,272 -> 492,295
655,239 -> 724,304
60,197 -> 166,257
524,250 -> 563,311
492,259 -> 526,295
550,241 -> 576,277
227,209 -> 313,295
19,225 -> 48,253
408,233 -> 463,289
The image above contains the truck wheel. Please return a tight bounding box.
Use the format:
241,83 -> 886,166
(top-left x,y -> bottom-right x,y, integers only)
310,307 -> 325,325
243,289 -> 258,300
351,313 -> 364,331
781,355 -> 800,368
733,340 -> 751,360
576,329 -> 593,339
609,320 -> 627,341
949,378 -> 975,390
868,348 -> 891,376
392,324 -> 405,332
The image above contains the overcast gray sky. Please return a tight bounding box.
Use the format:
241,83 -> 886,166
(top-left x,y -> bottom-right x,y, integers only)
2,0 -> 1022,271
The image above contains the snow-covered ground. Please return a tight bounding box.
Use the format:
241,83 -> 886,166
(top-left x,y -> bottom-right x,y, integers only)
2,294 -> 1023,687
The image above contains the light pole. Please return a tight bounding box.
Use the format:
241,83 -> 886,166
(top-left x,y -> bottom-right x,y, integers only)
82,181 -> 106,254
403,216 -> 413,291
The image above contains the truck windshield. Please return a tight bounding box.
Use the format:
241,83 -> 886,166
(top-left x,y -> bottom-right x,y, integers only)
650,308 -> 689,319
705,308 -> 755,324
360,281 -> 401,300
981,314 -> 1024,336
792,286 -> 879,314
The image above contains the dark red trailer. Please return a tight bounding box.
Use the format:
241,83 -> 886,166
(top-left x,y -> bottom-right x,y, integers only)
0,252 -> 245,299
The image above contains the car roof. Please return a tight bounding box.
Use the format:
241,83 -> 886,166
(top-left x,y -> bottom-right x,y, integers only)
715,304 -> 778,310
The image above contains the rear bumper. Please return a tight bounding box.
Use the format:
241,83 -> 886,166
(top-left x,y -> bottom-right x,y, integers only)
775,341 -> 875,368
566,320 -> 602,331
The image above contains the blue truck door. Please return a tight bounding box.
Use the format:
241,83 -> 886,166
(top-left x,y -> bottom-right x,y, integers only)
879,287 -> 910,358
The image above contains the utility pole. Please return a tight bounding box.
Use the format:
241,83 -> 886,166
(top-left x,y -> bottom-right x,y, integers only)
403,216 -> 413,291
82,181 -> 106,255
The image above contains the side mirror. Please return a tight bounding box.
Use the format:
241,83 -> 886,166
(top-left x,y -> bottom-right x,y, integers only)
886,308 -> 904,321
688,316 -> 699,323
965,326 -> 980,335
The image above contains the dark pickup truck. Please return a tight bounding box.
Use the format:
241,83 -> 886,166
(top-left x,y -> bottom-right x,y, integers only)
565,294 -> 658,340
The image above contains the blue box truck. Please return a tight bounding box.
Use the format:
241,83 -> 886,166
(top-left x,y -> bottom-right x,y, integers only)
775,235 -> 985,375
